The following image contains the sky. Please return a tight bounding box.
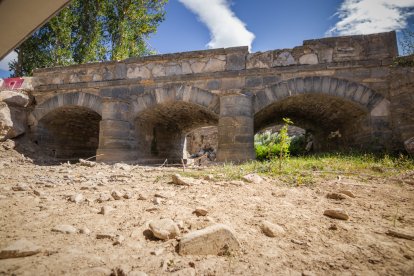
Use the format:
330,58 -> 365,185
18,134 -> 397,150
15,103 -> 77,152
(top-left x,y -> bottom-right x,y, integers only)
1,0 -> 414,78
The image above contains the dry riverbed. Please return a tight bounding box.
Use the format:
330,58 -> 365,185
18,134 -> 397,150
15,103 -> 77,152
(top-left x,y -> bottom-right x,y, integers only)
0,142 -> 414,275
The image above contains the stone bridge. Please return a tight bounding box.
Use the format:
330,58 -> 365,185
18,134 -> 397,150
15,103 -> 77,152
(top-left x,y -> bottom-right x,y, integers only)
27,31 -> 414,163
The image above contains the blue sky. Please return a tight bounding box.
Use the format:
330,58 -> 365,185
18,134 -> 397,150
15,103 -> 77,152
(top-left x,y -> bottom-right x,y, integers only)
1,0 -> 414,78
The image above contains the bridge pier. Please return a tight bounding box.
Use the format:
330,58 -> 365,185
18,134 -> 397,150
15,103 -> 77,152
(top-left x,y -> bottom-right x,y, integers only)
96,96 -> 136,162
217,94 -> 255,162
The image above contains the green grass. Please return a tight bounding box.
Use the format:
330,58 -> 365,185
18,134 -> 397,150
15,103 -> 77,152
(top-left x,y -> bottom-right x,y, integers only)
180,153 -> 414,186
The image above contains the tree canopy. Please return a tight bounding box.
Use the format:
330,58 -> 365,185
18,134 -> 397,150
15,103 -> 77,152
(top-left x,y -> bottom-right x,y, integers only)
10,0 -> 167,76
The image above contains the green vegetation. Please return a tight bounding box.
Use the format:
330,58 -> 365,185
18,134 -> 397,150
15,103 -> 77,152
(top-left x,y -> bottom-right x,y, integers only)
182,153 -> 414,186
254,119 -> 306,162
10,0 -> 167,76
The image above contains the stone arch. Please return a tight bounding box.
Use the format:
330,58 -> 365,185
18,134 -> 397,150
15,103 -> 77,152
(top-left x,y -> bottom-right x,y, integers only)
131,84 -> 220,117
253,77 -> 389,152
131,85 -> 220,163
31,92 -> 102,123
253,76 -> 385,115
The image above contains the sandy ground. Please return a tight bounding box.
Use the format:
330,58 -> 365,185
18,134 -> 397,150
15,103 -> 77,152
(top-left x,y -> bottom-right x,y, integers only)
0,143 -> 414,276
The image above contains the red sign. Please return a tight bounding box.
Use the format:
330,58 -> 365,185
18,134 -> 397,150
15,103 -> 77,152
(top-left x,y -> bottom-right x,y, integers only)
1,78 -> 24,90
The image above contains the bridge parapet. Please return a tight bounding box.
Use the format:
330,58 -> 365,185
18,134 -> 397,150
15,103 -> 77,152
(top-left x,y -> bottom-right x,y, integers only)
247,31 -> 397,69
19,31 -> 414,162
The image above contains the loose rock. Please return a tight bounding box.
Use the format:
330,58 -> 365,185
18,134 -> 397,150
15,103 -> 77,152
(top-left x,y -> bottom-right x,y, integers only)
33,190 -> 45,197
52,224 -> 77,234
152,197 -> 162,205
70,193 -> 84,204
2,139 -> 15,150
99,206 -> 114,215
386,229 -> 414,240
194,207 -> 208,216
148,218 -> 180,240
324,209 -> 350,220
178,224 -> 240,255
113,234 -> 125,245
0,239 -> 41,259
138,193 -> 148,200
242,173 -> 264,184
79,159 -> 96,167
172,174 -> 192,186
204,174 -> 215,181
260,220 -> 285,237
123,191 -> 133,199
111,190 -> 123,200
12,184 -> 29,191
326,193 -> 348,200
97,193 -> 111,203
339,190 -> 355,198
79,226 -> 91,235
96,233 -> 116,240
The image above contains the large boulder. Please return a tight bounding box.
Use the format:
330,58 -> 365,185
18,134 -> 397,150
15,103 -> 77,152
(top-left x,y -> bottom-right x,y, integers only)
0,103 -> 26,141
0,90 -> 30,107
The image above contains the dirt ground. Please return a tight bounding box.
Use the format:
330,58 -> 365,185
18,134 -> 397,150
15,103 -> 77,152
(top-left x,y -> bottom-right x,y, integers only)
0,143 -> 414,276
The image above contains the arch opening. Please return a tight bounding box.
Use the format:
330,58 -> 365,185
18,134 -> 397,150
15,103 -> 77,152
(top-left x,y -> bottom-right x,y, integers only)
34,106 -> 101,161
134,101 -> 218,164
254,94 -> 369,152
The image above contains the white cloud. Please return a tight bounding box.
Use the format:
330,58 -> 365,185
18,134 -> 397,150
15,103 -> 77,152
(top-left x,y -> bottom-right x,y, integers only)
0,51 -> 17,71
328,0 -> 414,36
179,0 -> 255,50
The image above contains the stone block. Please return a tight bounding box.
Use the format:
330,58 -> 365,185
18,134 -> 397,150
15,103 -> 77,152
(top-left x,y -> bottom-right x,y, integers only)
263,75 -> 281,86
96,148 -> 137,162
99,120 -> 132,138
204,57 -> 226,72
115,63 -> 127,79
227,53 -> 246,70
127,65 -> 151,79
220,94 -> 253,117
130,85 -> 144,95
246,77 -> 263,88
98,137 -> 135,149
220,77 -> 244,90
246,52 -> 271,69
101,100 -> 130,121
152,64 -> 166,77
165,64 -> 182,76
207,80 -> 221,90
181,62 -> 192,74
100,87 -> 130,100
273,51 -> 296,67
190,61 -> 206,74
178,224 -> 240,255
299,53 -> 318,65
317,48 -> 333,63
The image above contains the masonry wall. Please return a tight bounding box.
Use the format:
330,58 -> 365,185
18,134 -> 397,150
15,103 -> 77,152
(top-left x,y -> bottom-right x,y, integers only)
24,31 -> 414,162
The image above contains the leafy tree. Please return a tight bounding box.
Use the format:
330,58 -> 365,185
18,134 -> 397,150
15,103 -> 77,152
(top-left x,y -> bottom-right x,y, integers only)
9,0 -> 167,76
